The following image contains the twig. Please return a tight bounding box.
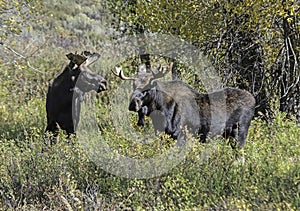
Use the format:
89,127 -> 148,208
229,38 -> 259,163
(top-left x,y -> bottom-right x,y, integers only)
3,43 -> 45,74
4,44 -> 26,59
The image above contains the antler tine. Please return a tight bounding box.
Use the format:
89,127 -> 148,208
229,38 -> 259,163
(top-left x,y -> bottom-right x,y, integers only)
168,62 -> 174,73
111,67 -> 121,77
111,67 -> 135,80
152,63 -> 173,79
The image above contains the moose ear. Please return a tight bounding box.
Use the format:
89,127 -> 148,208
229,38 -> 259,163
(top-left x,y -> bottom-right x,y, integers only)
66,53 -> 87,66
150,80 -> 158,87
66,53 -> 74,60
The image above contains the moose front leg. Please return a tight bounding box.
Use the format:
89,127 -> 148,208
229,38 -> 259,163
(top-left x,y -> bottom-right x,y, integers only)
137,106 -> 148,126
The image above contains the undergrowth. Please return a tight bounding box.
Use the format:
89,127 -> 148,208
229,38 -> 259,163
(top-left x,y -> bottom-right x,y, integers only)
0,96 -> 299,210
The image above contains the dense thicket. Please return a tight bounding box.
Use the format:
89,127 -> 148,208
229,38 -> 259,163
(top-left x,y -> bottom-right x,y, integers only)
107,0 -> 300,120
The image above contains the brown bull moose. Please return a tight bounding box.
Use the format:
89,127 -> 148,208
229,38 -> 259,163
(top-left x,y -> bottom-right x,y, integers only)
46,51 -> 107,139
112,63 -> 255,150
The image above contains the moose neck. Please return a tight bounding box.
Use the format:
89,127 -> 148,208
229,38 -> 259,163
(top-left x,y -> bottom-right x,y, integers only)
66,61 -> 76,72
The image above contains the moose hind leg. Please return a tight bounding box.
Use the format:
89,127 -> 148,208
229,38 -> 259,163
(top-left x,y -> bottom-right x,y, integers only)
228,124 -> 238,149
236,125 -> 250,149
236,110 -> 253,149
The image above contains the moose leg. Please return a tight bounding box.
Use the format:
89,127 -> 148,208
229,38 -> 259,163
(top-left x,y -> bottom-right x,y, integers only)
150,110 -> 167,135
46,122 -> 58,134
228,124 -> 238,149
137,106 -> 148,126
45,122 -> 59,144
236,109 -> 254,149
236,125 -> 250,149
232,110 -> 254,164
66,128 -> 76,140
227,121 -> 248,150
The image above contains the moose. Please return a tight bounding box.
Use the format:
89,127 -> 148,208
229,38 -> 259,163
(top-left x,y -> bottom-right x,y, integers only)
112,63 -> 255,149
46,51 -> 107,139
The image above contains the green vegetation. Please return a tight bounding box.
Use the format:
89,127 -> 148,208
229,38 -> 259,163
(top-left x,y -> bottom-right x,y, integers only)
1,0 -> 300,210
0,98 -> 299,209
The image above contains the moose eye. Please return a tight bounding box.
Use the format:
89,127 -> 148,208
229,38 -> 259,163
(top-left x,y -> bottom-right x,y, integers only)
71,76 -> 76,81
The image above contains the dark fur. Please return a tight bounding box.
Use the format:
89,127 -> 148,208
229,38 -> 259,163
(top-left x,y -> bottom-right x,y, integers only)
46,52 -> 107,138
129,80 -> 255,148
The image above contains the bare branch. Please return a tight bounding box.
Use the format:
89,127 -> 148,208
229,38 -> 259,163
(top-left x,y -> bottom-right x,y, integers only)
2,43 -> 44,73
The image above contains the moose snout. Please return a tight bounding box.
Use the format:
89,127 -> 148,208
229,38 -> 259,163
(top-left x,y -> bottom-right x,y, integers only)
97,79 -> 108,92
129,91 -> 145,111
129,97 -> 142,111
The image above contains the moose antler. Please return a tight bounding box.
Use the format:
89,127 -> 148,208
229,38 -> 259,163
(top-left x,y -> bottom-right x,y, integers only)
66,51 -> 100,67
111,67 -> 135,80
151,62 -> 173,79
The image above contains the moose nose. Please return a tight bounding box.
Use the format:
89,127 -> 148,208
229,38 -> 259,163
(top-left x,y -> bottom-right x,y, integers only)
129,97 -> 142,111
98,79 -> 108,92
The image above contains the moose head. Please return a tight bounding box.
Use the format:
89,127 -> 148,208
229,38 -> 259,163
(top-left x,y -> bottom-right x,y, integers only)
66,51 -> 107,93
112,63 -> 173,128
112,63 -> 173,113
